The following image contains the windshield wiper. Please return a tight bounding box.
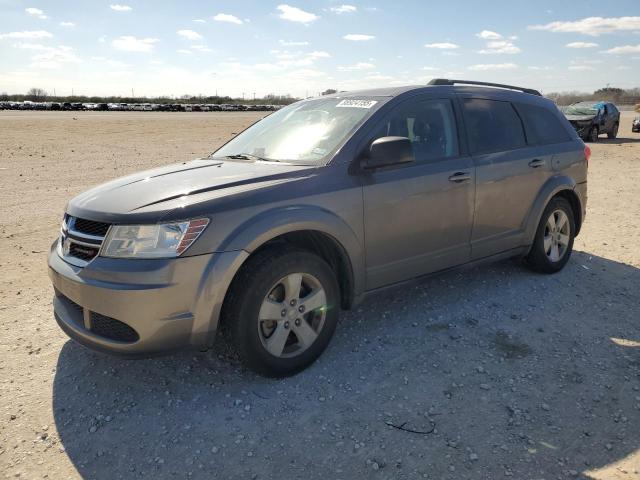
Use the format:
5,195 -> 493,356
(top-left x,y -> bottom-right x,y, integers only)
223,153 -> 271,162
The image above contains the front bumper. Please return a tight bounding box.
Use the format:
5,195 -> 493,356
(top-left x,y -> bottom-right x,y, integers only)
632,124 -> 640,133
570,122 -> 591,138
48,241 -> 247,356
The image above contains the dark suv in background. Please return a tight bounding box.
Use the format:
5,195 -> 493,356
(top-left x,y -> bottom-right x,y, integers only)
562,101 -> 620,142
48,79 -> 589,377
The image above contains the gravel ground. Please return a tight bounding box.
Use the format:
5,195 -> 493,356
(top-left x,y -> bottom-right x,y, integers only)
0,111 -> 639,480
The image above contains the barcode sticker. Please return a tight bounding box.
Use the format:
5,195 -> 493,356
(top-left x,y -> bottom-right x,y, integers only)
336,99 -> 378,109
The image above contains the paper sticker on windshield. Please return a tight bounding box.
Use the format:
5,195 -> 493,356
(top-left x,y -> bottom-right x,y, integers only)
336,99 -> 378,109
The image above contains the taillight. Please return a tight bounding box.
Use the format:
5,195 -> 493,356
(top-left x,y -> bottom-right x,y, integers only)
584,145 -> 591,166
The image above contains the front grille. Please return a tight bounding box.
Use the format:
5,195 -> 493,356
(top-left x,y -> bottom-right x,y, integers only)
60,216 -> 111,266
68,243 -> 100,261
90,312 -> 139,343
72,217 -> 111,237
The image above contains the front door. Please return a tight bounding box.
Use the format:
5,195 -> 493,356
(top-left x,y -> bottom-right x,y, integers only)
361,96 -> 475,290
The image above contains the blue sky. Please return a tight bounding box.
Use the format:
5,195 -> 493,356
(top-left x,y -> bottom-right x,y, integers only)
1,1 -> 639,98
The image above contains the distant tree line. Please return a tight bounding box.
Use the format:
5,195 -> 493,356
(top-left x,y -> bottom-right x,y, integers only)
546,87 -> 640,106
0,88 -> 299,106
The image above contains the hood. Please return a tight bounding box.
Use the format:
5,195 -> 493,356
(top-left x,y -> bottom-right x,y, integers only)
565,114 -> 596,122
67,158 -> 315,221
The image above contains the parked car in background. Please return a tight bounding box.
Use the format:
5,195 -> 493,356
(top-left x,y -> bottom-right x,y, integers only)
48,79 -> 588,377
562,101 -> 620,142
632,116 -> 640,133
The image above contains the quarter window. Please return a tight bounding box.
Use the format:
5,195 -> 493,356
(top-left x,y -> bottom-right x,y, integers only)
516,103 -> 571,146
462,98 -> 526,154
372,99 -> 459,162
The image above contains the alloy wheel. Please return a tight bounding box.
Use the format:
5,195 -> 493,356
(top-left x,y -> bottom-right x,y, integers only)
257,273 -> 327,358
543,209 -> 570,262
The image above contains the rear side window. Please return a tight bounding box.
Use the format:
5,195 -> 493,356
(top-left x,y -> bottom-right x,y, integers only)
516,103 -> 571,145
462,98 -> 526,154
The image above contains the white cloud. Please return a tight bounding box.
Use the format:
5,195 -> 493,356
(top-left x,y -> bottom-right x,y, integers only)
110,4 -> 132,12
277,5 -> 319,24
602,44 -> 640,54
339,62 -> 376,71
479,40 -> 521,54
213,13 -> 243,25
0,30 -> 52,40
330,5 -> 357,14
343,34 -> 375,41
528,16 -> 640,36
421,66 -> 439,71
476,30 -> 502,40
30,45 -> 81,68
25,7 -> 47,19
177,29 -> 202,40
566,42 -> 599,48
424,42 -> 459,49
191,45 -> 213,53
271,49 -> 331,67
193,19 -> 206,24
59,22 -> 75,27
177,49 -> 193,55
568,65 -> 594,71
309,50 -> 331,58
279,39 -> 309,46
112,36 -> 159,52
468,63 -> 518,71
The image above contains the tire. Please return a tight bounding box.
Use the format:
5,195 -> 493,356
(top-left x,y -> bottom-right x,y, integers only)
525,197 -> 575,274
587,126 -> 599,142
222,247 -> 340,377
607,123 -> 619,139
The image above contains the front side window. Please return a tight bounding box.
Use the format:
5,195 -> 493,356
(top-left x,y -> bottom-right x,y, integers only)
371,98 -> 459,162
462,98 -> 526,154
213,97 -> 380,164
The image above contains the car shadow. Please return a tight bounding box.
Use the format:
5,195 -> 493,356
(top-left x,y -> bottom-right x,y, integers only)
596,137 -> 640,145
52,250 -> 640,479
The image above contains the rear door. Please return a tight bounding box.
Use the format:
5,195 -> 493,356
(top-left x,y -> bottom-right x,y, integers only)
361,95 -> 475,289
461,97 -> 553,259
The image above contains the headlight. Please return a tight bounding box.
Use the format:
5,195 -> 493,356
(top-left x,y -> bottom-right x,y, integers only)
101,218 -> 209,258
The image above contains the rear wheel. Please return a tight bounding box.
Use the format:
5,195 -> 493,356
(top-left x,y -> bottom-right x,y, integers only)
223,248 -> 340,377
525,197 -> 575,274
607,123 -> 619,139
587,126 -> 599,142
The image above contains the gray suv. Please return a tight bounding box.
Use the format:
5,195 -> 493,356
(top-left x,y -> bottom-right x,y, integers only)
48,79 -> 589,377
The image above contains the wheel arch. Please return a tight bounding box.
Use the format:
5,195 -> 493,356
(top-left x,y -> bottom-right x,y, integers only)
220,206 -> 364,311
523,175 -> 583,251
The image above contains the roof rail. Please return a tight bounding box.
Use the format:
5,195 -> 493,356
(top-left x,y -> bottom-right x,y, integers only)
427,78 -> 541,96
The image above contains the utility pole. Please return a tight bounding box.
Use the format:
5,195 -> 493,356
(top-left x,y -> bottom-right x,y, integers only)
132,88 -> 134,98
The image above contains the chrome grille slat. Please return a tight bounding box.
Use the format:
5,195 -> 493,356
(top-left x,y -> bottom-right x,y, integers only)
59,216 -> 111,266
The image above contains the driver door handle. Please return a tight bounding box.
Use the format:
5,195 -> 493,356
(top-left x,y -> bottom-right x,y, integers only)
528,159 -> 546,168
448,172 -> 471,183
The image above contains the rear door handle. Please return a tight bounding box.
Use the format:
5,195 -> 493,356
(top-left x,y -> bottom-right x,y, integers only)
448,172 -> 471,183
528,159 -> 546,168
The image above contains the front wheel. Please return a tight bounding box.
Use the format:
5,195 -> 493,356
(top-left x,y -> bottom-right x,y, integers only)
223,248 -> 340,377
607,123 -> 619,139
525,197 -> 575,274
587,126 -> 599,142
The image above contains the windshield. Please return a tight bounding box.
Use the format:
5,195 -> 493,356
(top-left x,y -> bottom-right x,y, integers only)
564,103 -> 599,116
212,97 -> 380,164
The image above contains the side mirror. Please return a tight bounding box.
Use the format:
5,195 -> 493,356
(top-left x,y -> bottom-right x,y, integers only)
362,136 -> 414,170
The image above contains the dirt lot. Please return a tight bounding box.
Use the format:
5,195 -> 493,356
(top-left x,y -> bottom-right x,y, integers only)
1,111 -> 639,480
